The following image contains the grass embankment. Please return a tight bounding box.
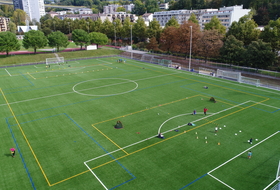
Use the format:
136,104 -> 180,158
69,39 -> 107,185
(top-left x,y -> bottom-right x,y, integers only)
0,48 -> 122,66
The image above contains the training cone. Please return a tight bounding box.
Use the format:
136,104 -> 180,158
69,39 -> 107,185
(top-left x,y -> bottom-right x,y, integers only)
196,136 -> 198,139
205,141 -> 208,143
218,142 -> 220,145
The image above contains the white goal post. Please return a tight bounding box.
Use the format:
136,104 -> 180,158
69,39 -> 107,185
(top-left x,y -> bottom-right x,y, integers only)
46,57 -> 64,65
240,76 -> 260,87
217,69 -> 241,82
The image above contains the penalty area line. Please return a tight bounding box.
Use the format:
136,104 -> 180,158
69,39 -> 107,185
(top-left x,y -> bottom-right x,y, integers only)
84,162 -> 108,190
208,173 -> 235,190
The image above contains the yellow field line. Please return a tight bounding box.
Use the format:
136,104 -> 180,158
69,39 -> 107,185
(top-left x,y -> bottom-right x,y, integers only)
93,94 -> 200,126
93,125 -> 129,155
27,72 -> 36,80
0,88 -> 51,186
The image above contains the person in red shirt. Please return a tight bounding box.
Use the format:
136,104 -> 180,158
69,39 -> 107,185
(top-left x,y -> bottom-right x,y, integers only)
203,107 -> 208,115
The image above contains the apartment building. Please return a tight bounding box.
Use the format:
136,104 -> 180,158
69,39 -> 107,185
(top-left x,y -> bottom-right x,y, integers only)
0,17 -> 10,32
154,5 -> 250,30
13,0 -> 46,22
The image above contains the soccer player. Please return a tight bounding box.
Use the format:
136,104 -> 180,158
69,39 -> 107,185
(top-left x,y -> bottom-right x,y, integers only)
204,107 -> 208,115
10,148 -> 15,158
248,151 -> 252,159
215,127 -> 218,133
249,138 -> 253,144
193,110 -> 196,115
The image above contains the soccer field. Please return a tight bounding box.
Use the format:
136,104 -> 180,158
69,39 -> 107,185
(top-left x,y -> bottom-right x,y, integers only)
0,56 -> 280,190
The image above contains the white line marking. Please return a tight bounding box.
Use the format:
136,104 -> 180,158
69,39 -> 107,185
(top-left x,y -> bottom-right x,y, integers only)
250,101 -> 280,109
208,173 -> 235,190
158,101 -> 251,134
208,131 -> 279,174
5,69 -> 12,76
84,162 -> 108,190
0,73 -> 179,107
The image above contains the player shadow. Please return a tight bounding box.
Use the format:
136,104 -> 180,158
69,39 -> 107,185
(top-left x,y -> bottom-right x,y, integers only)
239,155 -> 248,159
4,153 -> 12,157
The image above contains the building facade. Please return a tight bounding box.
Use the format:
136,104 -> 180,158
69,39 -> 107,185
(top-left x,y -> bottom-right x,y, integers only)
201,5 -> 251,29
154,5 -> 250,30
0,17 -> 10,32
13,0 -> 46,22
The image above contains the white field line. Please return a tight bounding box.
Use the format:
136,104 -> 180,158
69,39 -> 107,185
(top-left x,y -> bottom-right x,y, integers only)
158,101 -> 251,134
0,73 -> 178,107
84,162 -> 108,190
208,173 -> 235,190
34,65 -> 38,69
208,131 -> 279,174
250,101 -> 280,109
96,59 -> 112,64
5,69 -> 12,76
85,101 -> 251,164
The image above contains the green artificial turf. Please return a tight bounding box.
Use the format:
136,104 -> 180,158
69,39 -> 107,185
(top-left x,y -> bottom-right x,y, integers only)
0,56 -> 279,190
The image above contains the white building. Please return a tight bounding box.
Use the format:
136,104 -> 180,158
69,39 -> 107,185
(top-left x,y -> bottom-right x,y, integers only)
154,5 -> 250,30
22,0 -> 46,22
123,4 -> 135,12
159,3 -> 169,10
103,4 -> 119,14
74,8 -> 93,14
142,13 -> 153,26
201,5 -> 251,30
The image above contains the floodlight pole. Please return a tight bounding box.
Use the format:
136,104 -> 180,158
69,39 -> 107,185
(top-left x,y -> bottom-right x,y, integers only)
189,25 -> 192,72
130,24 -> 132,58
67,22 -> 71,40
113,22 -> 116,47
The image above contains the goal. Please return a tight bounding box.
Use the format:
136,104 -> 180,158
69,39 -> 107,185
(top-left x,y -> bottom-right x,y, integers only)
240,76 -> 260,87
263,160 -> 280,190
216,69 -> 241,82
46,57 -> 64,65
140,54 -> 154,62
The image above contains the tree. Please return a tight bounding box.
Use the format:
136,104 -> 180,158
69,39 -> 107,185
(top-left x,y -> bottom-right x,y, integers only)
146,19 -> 162,42
0,31 -> 20,56
133,16 -> 147,42
188,13 -> 199,24
146,0 -> 160,13
197,29 -> 223,63
173,22 -> 201,59
22,30 -> 48,54
116,7 -> 126,12
8,21 -> 17,34
253,6 -> 270,25
101,18 -> 114,40
146,37 -> 159,52
220,35 -> 245,65
260,18 -> 280,52
226,14 -> 260,46
72,29 -> 90,49
245,39 -> 277,69
132,0 -> 146,15
12,9 -> 27,26
204,15 -> 226,35
89,32 -> 108,49
165,16 -> 180,28
159,26 -> 177,54
47,31 -> 69,52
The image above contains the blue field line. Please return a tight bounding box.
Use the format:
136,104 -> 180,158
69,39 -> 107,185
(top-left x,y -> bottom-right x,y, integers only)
8,113 -> 64,126
179,173 -> 208,190
63,113 -> 136,187
6,118 -> 36,190
109,176 -> 136,190
272,109 -> 280,113
19,72 -> 34,86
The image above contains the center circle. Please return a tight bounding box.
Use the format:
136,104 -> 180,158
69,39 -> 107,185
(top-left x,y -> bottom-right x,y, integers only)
72,78 -> 138,96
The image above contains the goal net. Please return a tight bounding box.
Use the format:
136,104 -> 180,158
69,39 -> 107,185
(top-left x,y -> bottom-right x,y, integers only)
199,67 -> 216,76
160,59 -> 172,67
240,76 -> 260,87
217,69 -> 241,82
140,54 -> 154,62
263,160 -> 280,190
46,57 -> 64,65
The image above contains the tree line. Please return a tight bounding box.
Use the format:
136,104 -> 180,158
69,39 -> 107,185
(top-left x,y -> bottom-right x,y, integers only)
0,12 -> 279,71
